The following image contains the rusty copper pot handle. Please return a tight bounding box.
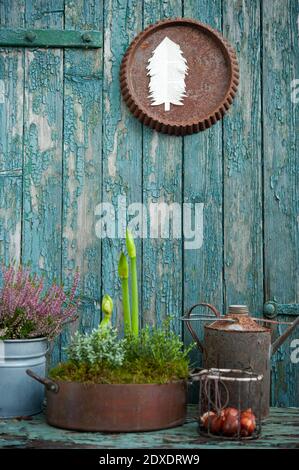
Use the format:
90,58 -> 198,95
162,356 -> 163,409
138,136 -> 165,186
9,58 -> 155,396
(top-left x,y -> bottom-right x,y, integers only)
184,303 -> 221,354
26,369 -> 59,393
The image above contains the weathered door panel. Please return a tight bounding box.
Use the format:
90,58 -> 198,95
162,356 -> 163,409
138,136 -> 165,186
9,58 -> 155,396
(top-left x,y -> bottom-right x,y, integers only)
0,0 -> 104,365
142,0 -> 183,334
182,0 -> 223,401
0,0 -> 297,407
101,0 -> 143,332
223,0 -> 264,315
0,1 -> 24,266
263,0 -> 299,407
22,1 -> 64,365
61,0 -> 103,359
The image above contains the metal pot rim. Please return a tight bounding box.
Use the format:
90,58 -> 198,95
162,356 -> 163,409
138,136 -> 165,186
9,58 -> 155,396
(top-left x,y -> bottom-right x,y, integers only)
204,325 -> 271,333
51,379 -> 187,387
3,337 -> 48,343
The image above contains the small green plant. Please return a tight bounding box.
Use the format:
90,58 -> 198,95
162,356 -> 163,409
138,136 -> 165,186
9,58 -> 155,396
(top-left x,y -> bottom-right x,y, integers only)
118,253 -> 131,335
50,230 -> 195,385
101,294 -> 113,329
126,229 -> 139,336
64,326 -> 125,368
117,230 -> 139,336
122,319 -> 194,383
50,317 -> 194,385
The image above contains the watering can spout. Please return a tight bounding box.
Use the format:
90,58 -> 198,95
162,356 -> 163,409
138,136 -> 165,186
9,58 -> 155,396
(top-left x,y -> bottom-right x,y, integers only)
271,315 -> 299,355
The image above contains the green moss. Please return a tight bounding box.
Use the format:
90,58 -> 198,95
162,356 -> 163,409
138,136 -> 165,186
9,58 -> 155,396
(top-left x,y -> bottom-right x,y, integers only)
49,357 -> 189,385
50,319 -> 195,385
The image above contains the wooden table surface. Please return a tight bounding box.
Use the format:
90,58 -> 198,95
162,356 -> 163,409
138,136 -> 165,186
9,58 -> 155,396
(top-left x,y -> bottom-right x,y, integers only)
0,406 -> 298,449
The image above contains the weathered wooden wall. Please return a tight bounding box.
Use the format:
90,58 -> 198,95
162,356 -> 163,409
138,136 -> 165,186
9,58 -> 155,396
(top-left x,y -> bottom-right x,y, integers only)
0,0 -> 298,406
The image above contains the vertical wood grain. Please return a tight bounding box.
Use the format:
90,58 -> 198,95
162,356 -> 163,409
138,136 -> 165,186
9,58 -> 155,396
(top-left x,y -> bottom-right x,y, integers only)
263,0 -> 299,406
61,1 -> 103,357
183,0 -> 223,400
223,0 -> 263,314
102,0 -> 143,333
0,0 -> 24,265
22,0 -> 63,277
0,0 -> 297,408
0,177 -> 22,265
142,0 -> 183,333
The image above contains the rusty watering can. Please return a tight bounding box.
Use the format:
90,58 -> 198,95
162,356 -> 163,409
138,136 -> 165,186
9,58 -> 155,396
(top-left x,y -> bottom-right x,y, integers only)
184,303 -> 299,418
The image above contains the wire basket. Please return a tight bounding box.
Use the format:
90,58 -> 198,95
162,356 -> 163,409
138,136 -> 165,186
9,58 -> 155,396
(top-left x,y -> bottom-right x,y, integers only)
195,368 -> 263,440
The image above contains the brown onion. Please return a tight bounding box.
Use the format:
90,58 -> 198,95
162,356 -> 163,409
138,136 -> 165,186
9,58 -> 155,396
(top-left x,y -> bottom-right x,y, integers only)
240,410 -> 256,436
223,407 -> 239,418
209,414 -> 224,434
222,413 -> 240,436
201,411 -> 215,429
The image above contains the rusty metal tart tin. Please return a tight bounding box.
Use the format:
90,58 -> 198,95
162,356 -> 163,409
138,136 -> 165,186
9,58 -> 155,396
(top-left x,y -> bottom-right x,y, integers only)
120,18 -> 239,136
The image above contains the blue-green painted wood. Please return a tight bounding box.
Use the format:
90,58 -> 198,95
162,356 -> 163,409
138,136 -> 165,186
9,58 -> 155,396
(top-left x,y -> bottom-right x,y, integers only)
223,0 -> 263,316
262,0 -> 299,408
22,0 -> 64,365
61,1 -> 103,359
142,0 -> 183,334
182,0 -> 223,381
264,301 -> 299,318
0,0 -> 297,407
0,0 -> 24,267
0,28 -> 102,48
0,49 -> 24,172
102,0 -> 143,334
0,176 -> 22,264
0,407 -> 298,448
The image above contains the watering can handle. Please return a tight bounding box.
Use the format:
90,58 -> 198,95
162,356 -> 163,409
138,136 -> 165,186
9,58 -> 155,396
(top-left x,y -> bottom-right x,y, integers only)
26,369 -> 59,393
271,314 -> 299,355
184,303 -> 221,354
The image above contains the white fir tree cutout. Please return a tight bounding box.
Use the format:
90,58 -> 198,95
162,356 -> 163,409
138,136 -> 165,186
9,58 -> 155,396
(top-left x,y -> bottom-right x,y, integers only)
147,36 -> 188,111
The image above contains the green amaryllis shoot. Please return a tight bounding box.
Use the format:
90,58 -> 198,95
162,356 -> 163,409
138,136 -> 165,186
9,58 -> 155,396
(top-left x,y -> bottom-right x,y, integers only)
100,294 -> 113,329
118,252 -> 131,335
126,229 -> 139,336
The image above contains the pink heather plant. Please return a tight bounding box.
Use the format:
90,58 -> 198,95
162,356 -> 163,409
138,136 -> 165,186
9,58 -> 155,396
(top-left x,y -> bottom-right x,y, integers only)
0,266 -> 80,340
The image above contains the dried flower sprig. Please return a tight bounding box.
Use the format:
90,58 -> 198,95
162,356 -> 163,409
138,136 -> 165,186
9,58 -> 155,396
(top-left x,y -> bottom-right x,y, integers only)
0,266 -> 80,340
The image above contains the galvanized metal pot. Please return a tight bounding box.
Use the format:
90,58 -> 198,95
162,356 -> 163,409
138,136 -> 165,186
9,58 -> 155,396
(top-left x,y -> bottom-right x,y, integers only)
27,369 -> 187,432
0,338 -> 48,418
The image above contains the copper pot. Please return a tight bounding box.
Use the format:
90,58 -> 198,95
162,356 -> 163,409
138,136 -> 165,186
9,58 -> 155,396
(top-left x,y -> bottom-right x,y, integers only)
26,370 -> 187,432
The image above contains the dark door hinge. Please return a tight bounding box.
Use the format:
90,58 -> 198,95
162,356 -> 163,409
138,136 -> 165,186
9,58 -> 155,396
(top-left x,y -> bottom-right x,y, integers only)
0,29 -> 102,49
264,301 -> 299,318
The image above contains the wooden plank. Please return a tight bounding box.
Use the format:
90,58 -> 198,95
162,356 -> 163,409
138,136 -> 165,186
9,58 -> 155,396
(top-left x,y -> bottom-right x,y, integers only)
0,407 -> 298,449
0,1 -> 25,28
142,0 -> 183,333
22,0 -> 64,364
102,0 -> 143,332
263,0 -> 299,407
0,28 -> 102,48
0,176 -> 22,265
0,1 -> 24,266
223,0 -> 263,314
264,301 -> 299,317
182,0 -> 223,391
0,49 -> 24,172
61,0 -> 103,358
22,0 -> 63,275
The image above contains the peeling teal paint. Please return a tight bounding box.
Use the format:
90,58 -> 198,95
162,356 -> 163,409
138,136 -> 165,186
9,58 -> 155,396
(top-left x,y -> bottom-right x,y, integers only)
183,1 -> 223,389
263,0 -> 299,408
0,407 -> 298,448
